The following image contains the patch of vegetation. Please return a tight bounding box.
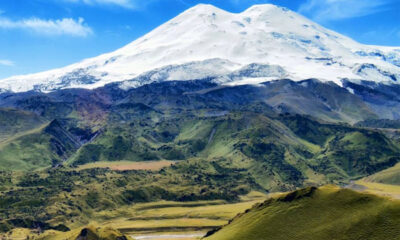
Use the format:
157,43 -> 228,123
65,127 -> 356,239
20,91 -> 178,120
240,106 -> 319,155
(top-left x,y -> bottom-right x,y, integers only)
0,160 -> 254,233
363,162 -> 400,185
37,225 -> 134,240
0,108 -> 44,142
0,219 -> 68,233
0,121 -> 81,171
206,185 -> 400,240
356,119 -> 400,129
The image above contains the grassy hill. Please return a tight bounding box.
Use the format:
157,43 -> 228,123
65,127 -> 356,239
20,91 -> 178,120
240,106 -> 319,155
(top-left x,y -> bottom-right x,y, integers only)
353,162 -> 400,199
364,162 -> 400,185
206,185 -> 400,240
0,108 -> 44,142
37,225 -> 134,240
0,120 -> 87,171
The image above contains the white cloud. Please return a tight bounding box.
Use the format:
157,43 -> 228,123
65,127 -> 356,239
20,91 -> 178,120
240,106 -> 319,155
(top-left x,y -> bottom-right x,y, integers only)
0,59 -> 14,66
64,0 -> 139,8
0,17 -> 93,37
299,0 -> 391,22
64,0 -> 187,9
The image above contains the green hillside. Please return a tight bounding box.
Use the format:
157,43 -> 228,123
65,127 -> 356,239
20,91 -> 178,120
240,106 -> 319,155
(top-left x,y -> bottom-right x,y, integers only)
1,80 -> 400,237
0,120 -> 82,171
0,108 -> 44,142
69,111 -> 400,190
1,108 -> 399,189
1,80 -> 398,184
363,162 -> 400,185
206,185 -> 400,240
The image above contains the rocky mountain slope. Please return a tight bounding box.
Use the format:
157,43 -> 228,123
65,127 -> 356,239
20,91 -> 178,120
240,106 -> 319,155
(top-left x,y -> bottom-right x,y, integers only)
1,80 -> 399,190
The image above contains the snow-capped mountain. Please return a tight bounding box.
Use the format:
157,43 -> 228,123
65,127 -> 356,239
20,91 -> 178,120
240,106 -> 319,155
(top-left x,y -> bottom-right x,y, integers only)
1,4 -> 400,93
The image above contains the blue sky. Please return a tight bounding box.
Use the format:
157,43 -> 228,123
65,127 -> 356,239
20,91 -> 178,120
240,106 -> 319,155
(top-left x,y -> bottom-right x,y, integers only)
0,0 -> 399,79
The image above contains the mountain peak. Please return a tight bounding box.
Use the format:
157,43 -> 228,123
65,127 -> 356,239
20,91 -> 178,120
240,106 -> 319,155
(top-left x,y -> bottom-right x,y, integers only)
244,3 -> 288,13
1,4 -> 399,93
187,3 -> 289,16
185,3 -> 227,15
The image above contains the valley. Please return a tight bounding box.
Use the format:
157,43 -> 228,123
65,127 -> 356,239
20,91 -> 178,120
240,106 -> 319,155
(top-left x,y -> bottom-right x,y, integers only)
1,79 -> 400,239
2,189 -> 267,239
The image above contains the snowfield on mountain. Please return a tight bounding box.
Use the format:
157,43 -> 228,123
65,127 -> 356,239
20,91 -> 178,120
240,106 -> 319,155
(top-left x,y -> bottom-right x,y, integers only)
1,4 -> 399,92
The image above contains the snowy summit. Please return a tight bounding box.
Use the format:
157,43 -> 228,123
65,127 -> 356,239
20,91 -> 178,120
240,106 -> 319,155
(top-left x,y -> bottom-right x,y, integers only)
1,4 -> 400,93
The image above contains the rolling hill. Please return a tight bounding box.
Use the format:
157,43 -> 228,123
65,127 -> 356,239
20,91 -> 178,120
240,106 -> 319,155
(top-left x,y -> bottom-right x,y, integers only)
206,185 -> 400,240
37,225 -> 134,240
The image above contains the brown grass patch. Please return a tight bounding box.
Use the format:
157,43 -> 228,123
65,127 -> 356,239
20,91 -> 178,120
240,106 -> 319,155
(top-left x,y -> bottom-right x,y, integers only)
77,160 -> 176,171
